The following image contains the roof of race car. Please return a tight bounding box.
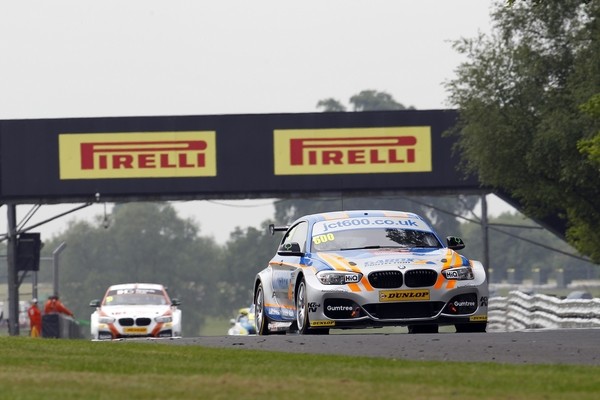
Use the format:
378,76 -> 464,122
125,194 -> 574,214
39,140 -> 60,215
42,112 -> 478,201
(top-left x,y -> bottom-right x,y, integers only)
106,283 -> 166,291
298,210 -> 425,223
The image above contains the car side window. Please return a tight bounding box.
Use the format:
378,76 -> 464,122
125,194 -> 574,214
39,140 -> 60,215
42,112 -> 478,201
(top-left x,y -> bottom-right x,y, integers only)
282,221 -> 308,251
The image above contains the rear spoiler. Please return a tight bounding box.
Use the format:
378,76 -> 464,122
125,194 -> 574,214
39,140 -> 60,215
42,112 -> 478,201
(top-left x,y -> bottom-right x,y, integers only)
269,224 -> 289,235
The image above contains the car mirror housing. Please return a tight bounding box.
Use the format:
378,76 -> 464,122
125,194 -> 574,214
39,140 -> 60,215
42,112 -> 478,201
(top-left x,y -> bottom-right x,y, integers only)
277,242 -> 304,256
446,236 -> 465,250
89,299 -> 101,308
171,298 -> 181,306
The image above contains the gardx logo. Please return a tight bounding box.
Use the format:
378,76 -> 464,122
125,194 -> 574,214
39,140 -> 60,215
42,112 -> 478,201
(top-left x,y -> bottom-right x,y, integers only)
59,131 -> 216,179
274,127 -> 432,175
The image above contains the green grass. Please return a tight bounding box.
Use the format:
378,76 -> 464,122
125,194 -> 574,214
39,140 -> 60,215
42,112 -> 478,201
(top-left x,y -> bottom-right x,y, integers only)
0,337 -> 598,399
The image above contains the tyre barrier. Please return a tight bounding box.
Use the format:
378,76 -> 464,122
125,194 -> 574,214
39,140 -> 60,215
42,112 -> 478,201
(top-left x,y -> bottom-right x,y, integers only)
41,314 -> 82,339
488,290 -> 600,331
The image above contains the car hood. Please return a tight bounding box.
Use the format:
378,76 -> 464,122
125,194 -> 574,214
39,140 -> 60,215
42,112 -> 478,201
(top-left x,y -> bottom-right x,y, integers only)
99,305 -> 172,318
311,247 -> 470,272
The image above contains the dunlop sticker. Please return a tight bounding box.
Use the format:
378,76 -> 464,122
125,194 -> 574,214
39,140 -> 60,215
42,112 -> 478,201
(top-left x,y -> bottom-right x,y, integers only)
379,289 -> 430,302
310,320 -> 336,327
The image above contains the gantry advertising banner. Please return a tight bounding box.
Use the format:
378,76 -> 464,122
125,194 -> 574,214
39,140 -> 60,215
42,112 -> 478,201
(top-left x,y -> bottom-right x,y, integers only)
0,110 -> 479,203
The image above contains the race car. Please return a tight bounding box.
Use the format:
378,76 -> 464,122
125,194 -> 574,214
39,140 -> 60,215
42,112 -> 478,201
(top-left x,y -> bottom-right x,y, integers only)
227,306 -> 257,335
253,210 -> 488,335
90,283 -> 182,340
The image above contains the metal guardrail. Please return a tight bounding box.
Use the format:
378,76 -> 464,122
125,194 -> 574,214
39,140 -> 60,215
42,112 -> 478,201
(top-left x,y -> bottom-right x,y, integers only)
488,291 -> 600,331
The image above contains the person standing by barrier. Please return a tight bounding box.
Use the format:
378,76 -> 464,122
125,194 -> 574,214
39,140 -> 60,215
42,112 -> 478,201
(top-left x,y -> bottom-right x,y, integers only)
44,295 -> 74,318
27,298 -> 42,337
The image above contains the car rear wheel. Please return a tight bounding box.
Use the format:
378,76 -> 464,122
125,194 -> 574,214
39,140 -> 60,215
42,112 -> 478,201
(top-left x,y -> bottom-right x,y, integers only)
255,283 -> 270,336
455,323 -> 487,333
407,324 -> 439,334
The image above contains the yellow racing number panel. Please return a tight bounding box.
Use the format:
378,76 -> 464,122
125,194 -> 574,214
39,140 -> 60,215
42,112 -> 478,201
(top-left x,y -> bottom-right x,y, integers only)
123,327 -> 147,334
312,233 -> 335,245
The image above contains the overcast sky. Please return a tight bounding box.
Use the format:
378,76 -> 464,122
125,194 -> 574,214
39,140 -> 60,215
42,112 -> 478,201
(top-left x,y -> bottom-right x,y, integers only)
0,1 -> 505,243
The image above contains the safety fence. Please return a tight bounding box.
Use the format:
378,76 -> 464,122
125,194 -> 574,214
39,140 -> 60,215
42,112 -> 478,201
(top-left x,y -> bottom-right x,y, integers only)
488,291 -> 600,331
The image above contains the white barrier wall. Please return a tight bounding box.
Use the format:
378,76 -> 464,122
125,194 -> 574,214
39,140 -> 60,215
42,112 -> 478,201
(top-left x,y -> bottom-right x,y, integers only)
488,291 -> 600,331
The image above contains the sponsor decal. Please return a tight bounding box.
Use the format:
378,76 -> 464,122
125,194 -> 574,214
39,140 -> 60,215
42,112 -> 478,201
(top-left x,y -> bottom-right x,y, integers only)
326,305 -> 353,312
310,320 -> 335,327
344,274 -> 361,283
454,301 -> 476,307
308,302 -> 321,312
480,296 -> 488,307
379,289 -> 430,302
274,127 -> 432,175
469,315 -> 488,322
123,327 -> 147,334
59,131 -> 216,179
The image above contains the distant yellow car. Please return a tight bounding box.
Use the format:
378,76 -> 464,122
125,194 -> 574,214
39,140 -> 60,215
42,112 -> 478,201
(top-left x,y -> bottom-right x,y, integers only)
228,306 -> 256,335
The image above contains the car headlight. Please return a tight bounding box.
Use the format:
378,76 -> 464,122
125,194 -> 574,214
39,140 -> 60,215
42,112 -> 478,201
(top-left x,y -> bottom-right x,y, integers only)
98,316 -> 115,324
317,271 -> 363,285
442,267 -> 474,280
155,315 -> 172,323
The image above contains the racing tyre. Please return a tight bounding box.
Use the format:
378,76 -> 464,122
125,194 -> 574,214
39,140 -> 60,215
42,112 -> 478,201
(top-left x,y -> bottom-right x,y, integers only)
455,323 -> 487,333
295,279 -> 330,335
407,324 -> 439,334
254,283 -> 270,336
295,279 -> 310,334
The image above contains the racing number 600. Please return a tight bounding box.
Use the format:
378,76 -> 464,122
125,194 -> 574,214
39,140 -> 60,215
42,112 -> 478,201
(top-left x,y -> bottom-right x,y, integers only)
313,233 -> 334,245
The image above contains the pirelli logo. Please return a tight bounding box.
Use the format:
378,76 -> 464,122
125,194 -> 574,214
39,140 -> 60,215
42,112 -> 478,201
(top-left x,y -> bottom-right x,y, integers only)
59,131 -> 216,179
274,127 -> 432,175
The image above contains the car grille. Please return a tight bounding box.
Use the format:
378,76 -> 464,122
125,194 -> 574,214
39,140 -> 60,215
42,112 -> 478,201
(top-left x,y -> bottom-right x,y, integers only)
404,269 -> 438,287
368,270 -> 403,288
363,302 -> 445,319
118,317 -> 152,326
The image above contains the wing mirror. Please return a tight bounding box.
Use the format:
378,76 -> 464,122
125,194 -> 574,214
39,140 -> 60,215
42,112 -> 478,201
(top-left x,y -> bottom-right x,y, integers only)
171,298 -> 181,307
446,236 -> 465,250
89,299 -> 101,308
277,242 -> 304,256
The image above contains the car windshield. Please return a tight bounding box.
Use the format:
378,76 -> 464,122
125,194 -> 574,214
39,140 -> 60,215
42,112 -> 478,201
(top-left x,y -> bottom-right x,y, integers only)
103,288 -> 168,306
311,217 -> 442,252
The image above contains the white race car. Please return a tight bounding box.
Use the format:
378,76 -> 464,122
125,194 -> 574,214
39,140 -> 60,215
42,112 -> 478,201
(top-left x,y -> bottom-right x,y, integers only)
254,210 -> 488,335
90,283 -> 182,340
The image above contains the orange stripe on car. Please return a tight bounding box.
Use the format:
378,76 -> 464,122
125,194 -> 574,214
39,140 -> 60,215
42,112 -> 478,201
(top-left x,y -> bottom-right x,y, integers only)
360,276 -> 374,291
434,274 -> 445,289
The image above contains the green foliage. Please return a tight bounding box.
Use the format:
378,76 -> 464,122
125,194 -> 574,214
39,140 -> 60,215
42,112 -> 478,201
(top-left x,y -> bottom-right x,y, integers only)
458,211 -> 597,283
446,0 -> 600,262
316,98 -> 346,112
578,93 -> 600,166
349,90 -> 409,111
219,221 -> 280,310
316,89 -> 413,112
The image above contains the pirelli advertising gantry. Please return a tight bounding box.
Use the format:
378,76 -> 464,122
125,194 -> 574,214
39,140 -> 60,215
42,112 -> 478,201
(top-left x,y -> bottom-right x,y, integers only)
0,110 -> 480,203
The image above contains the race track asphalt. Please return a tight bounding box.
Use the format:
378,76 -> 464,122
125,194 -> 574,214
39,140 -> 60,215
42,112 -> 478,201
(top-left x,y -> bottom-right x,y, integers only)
160,328 -> 600,365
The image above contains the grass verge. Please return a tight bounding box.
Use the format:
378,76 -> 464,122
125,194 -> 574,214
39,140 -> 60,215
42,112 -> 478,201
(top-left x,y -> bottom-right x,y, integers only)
0,336 -> 598,399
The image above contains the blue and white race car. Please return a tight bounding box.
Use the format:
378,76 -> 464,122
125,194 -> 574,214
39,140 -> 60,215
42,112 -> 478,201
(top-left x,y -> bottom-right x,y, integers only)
253,210 -> 488,334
